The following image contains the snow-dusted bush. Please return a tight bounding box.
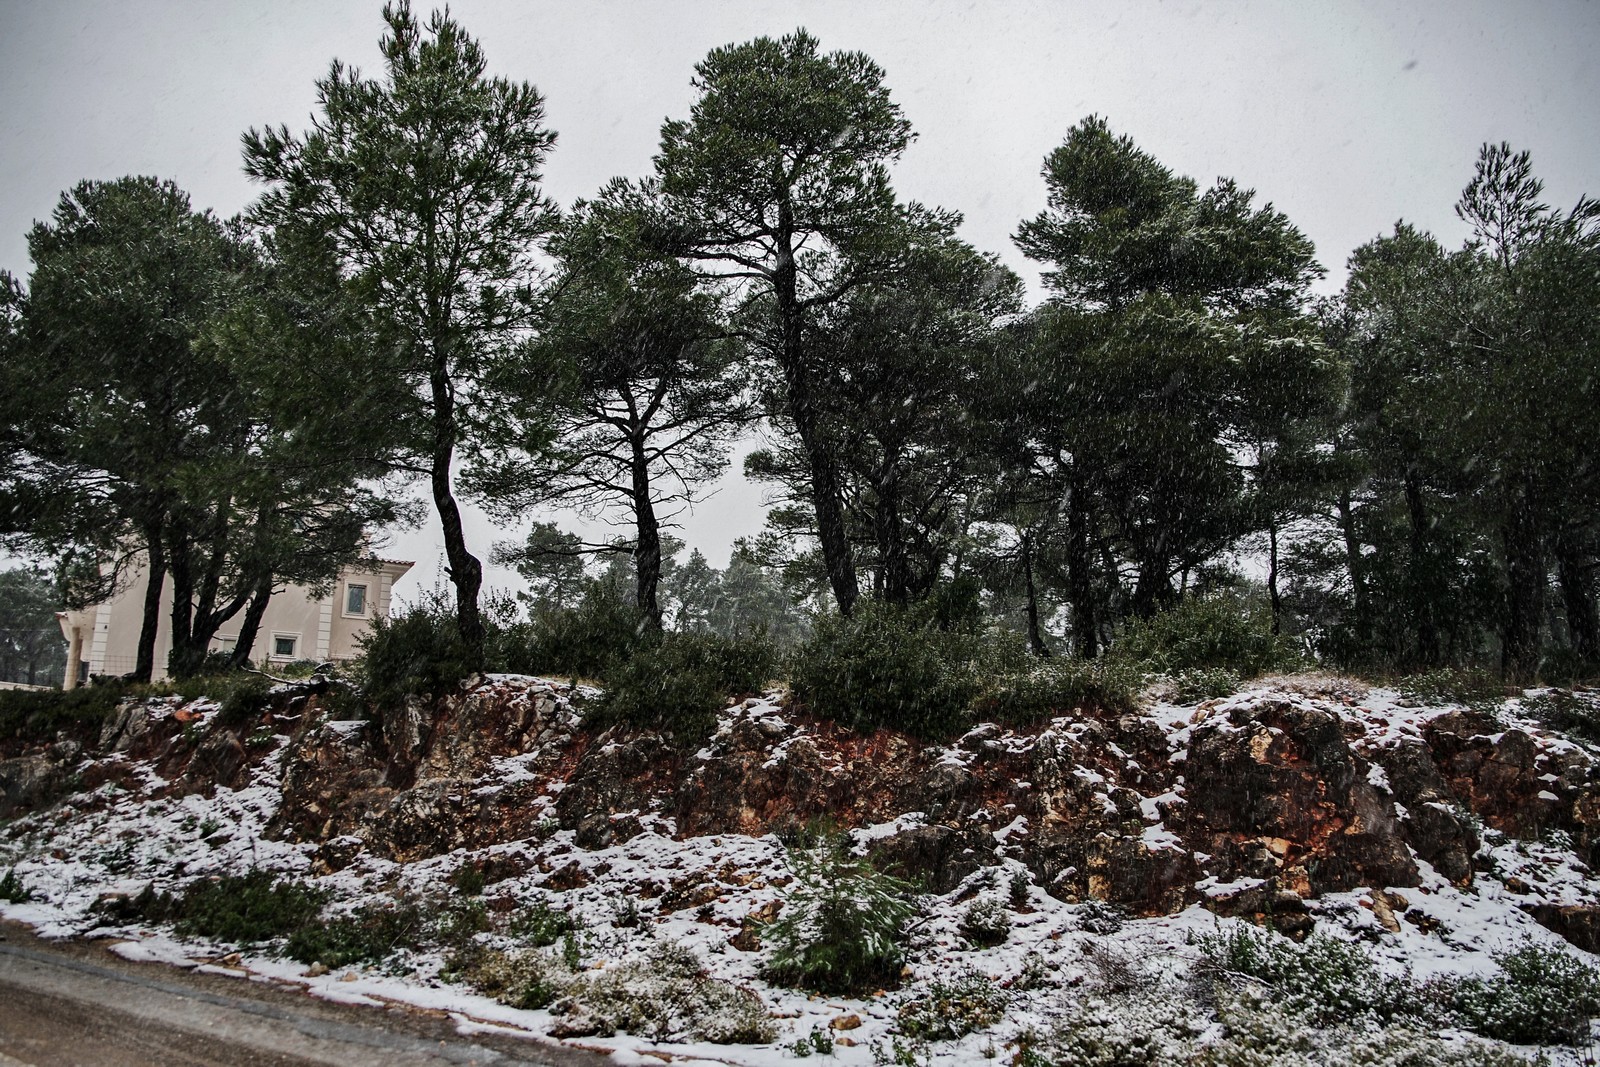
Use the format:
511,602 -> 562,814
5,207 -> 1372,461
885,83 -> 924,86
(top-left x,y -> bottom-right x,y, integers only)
958,897 -> 1011,947
975,656 -> 1141,726
1170,667 -> 1240,703
466,945 -> 572,1009
896,968 -> 1007,1041
1110,594 -> 1299,677
555,943 -> 774,1044
788,604 -> 989,740
762,833 -> 917,994
594,631 -> 776,744
284,899 -> 426,968
1195,925 -> 1427,1027
1452,939 -> 1600,1046
172,870 -> 327,945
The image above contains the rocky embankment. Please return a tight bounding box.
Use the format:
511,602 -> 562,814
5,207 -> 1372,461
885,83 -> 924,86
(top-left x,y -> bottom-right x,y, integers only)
1,673 -> 1597,1063
6,674 -> 1597,946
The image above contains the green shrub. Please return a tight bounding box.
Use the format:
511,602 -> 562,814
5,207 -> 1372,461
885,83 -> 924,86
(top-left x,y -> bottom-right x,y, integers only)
508,898 -> 576,947
284,900 -> 426,968
520,581 -> 649,681
762,833 -> 917,995
1111,595 -> 1299,678
1522,689 -> 1600,746
1397,667 -> 1506,712
170,672 -> 272,731
1195,925 -> 1425,1027
897,969 -> 1008,1040
465,946 -> 571,1010
958,898 -> 1011,948
789,605 -> 994,741
560,943 -> 775,1044
1171,667 -> 1241,704
975,657 -> 1141,726
1537,647 -> 1599,688
173,870 -> 326,944
357,594 -> 477,706
0,868 -> 33,903
594,630 -> 776,744
1451,939 -> 1600,1046
0,681 -> 138,742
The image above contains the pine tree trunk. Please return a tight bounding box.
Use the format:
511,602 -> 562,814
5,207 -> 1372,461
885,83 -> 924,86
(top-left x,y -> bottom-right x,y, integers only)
1337,487 -> 1368,648
1022,530 -> 1051,657
1267,519 -> 1283,635
773,208 -> 858,616
873,461 -> 909,607
630,433 -> 664,631
1404,471 -> 1440,667
1066,474 -> 1098,659
430,359 -> 485,668
1556,530 -> 1599,662
1500,484 -> 1545,682
133,525 -> 167,683
229,576 -> 275,669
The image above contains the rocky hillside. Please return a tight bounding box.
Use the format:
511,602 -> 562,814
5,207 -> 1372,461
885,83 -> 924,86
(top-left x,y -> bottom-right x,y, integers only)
2,673 -> 1598,1064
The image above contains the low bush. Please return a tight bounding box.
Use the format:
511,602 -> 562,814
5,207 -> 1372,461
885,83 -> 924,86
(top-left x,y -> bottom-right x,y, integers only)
975,657 -> 1141,727
1451,939 -> 1600,1046
1521,688 -> 1600,746
558,943 -> 775,1044
0,681 -> 136,742
1111,595 -> 1299,678
0,868 -> 32,903
788,605 -> 993,741
508,898 -> 576,947
284,900 -> 426,968
958,898 -> 1011,948
357,594 -> 478,707
171,672 -> 272,731
593,630 -> 776,744
762,833 -> 917,995
466,942 -> 774,1043
1537,646 -> 1600,688
897,969 -> 1007,1041
1170,667 -> 1241,704
172,870 -> 326,944
1195,924 -> 1425,1028
1396,667 -> 1506,712
520,581 -> 649,682
465,946 -> 571,1010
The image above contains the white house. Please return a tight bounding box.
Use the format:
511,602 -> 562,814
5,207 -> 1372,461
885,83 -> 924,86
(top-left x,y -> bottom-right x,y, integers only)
56,555 -> 413,687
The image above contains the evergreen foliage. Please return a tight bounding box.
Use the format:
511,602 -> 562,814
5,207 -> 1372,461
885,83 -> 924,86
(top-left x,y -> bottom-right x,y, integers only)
762,833 -> 916,994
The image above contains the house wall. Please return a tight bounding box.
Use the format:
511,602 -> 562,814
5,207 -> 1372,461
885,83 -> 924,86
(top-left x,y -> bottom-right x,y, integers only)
58,556 -> 412,684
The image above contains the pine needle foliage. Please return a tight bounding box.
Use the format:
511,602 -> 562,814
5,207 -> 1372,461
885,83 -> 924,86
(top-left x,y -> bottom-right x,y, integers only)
762,833 -> 916,995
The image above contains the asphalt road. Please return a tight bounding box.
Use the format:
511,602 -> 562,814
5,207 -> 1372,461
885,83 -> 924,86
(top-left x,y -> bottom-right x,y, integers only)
0,922 -> 607,1067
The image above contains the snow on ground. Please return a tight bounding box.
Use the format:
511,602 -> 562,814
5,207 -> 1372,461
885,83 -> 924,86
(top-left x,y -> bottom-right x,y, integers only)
1,676 -> 1597,1065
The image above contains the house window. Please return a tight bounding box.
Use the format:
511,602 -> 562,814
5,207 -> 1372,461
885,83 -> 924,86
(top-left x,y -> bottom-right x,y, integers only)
273,634 -> 297,658
345,583 -> 368,617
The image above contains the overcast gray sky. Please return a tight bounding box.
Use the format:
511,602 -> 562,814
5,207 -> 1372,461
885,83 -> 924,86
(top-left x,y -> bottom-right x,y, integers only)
3,0 -> 1598,601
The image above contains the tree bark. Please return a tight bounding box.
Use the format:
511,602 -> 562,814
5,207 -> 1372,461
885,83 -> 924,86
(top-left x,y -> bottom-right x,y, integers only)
629,432 -> 664,631
1065,473 -> 1098,659
1404,470 -> 1440,667
430,360 -> 485,667
1336,486 -> 1368,648
1022,530 -> 1052,657
133,524 -> 167,683
1555,529 -> 1599,663
229,575 -> 276,669
1267,518 -> 1283,635
774,199 -> 859,617
873,459 -> 909,607
1500,482 -> 1545,682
